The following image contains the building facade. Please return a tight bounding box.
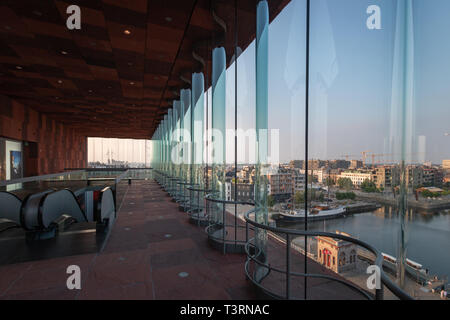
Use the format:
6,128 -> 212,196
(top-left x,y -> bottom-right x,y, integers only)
349,160 -> 363,169
442,160 -> 450,171
291,169 -> 306,193
225,181 -> 255,203
339,170 -> 373,187
373,166 -> 400,189
317,231 -> 357,274
267,168 -> 293,201
405,165 -> 424,188
423,167 -> 444,187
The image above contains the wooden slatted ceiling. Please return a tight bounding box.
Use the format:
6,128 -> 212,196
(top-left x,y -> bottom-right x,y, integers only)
0,0 -> 289,139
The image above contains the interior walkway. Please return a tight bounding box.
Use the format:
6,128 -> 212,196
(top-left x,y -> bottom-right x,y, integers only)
0,180 -> 254,299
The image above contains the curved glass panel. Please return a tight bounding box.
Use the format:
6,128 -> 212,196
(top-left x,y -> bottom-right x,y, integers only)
182,89 -> 192,184
192,73 -> 205,187
211,47 -> 227,199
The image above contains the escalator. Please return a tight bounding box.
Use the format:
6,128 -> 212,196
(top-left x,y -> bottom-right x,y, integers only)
0,185 -> 116,240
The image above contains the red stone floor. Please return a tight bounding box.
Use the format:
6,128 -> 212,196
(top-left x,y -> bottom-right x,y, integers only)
0,180 -> 255,300
0,180 -> 368,300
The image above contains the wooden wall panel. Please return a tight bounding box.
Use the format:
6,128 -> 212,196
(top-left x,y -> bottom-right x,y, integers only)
0,94 -> 86,178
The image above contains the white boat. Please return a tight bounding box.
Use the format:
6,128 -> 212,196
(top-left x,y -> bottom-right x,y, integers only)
382,253 -> 427,273
277,205 -> 346,222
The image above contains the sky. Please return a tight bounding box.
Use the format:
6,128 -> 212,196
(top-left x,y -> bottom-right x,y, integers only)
225,0 -> 450,164
88,137 -> 150,165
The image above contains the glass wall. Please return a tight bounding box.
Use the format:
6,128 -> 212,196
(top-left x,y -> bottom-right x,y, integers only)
151,0 -> 450,299
305,0 -> 398,298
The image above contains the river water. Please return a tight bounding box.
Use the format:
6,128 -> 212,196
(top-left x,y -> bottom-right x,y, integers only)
277,206 -> 450,279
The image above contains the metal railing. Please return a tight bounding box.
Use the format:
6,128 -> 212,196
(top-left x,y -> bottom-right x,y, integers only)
205,194 -> 254,254
0,170 -> 85,187
186,184 -> 205,211
174,181 -> 192,205
186,185 -> 211,226
244,209 -> 414,300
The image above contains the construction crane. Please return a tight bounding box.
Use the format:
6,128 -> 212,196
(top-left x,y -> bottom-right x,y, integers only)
361,151 -> 371,167
370,153 -> 393,166
340,154 -> 359,161
367,152 -> 427,166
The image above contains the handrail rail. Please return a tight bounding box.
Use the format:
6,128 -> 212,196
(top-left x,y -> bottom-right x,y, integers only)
64,167 -> 155,171
205,193 -> 255,206
245,239 -> 374,300
204,194 -> 255,253
187,185 -> 210,192
244,209 -> 413,300
114,170 -> 130,184
0,170 -> 85,187
1,168 -> 144,187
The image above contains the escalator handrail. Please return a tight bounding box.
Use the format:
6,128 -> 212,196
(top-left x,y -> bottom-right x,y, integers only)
97,186 -> 116,222
20,188 -> 57,230
0,190 -> 23,202
38,188 -> 88,229
0,191 -> 23,225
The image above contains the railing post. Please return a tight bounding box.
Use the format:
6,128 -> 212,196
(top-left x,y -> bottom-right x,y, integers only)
376,284 -> 384,300
246,220 -> 249,244
197,190 -> 200,212
286,233 -> 291,299
222,202 -> 226,254
197,190 -> 200,227
234,202 -> 237,247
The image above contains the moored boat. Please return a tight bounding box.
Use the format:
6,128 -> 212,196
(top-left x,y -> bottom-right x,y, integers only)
276,205 -> 346,222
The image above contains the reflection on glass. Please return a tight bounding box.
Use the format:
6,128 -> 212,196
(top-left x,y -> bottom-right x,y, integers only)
192,72 -> 205,187
148,0 -> 450,299
254,0 -> 270,276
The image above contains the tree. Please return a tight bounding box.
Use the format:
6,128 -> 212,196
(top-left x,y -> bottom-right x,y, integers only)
421,190 -> 441,198
361,179 -> 378,193
267,194 -> 275,207
325,177 -> 335,186
337,177 -> 353,191
294,191 -> 304,205
336,192 -> 356,200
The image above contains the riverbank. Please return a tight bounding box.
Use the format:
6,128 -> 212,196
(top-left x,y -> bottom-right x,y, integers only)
355,191 -> 450,211
345,202 -> 381,214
